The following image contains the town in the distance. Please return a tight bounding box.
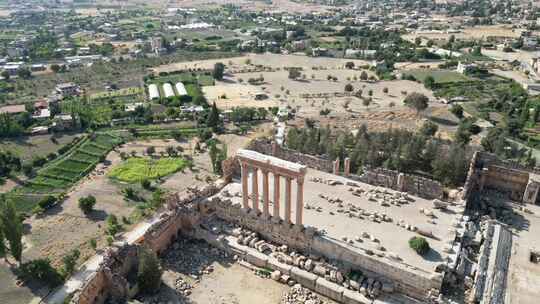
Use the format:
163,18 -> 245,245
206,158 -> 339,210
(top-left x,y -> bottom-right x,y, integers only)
0,0 -> 538,303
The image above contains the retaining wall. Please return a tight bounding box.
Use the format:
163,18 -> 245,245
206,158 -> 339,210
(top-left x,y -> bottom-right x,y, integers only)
206,197 -> 442,300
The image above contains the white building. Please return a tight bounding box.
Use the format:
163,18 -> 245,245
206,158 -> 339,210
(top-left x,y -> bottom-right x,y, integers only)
175,82 -> 188,96
148,84 -> 160,100
163,83 -> 175,98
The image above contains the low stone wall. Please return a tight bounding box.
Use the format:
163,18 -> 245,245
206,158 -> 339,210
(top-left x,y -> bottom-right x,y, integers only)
247,139 -> 334,173
205,196 -> 442,301
69,184 -> 224,304
354,168 -> 443,200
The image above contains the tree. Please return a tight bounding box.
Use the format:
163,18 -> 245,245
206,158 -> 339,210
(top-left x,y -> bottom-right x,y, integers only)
1,70 -> 9,80
50,64 -> 61,73
165,146 -> 176,156
419,121 -> 438,137
415,37 -> 422,46
146,146 -> 155,156
423,76 -> 435,89
450,104 -> 464,119
213,62 -> 225,80
78,195 -> 96,215
16,67 -> 31,79
404,93 -> 429,115
288,68 -> 301,80
362,98 -> 371,109
206,102 -> 221,132
137,246 -> 163,294
344,83 -> 354,92
383,87 -> 389,94
0,230 -> 5,259
409,236 -> 430,255
0,199 -> 23,262
345,61 -> 355,69
360,71 -> 368,80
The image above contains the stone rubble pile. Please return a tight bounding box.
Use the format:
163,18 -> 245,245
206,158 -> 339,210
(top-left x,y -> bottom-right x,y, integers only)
280,284 -> 326,304
236,227 -> 393,300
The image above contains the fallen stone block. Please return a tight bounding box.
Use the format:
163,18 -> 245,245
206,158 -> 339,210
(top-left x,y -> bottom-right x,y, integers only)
342,289 -> 371,304
291,267 -> 318,290
245,250 -> 268,268
315,278 -> 345,302
267,257 -> 293,276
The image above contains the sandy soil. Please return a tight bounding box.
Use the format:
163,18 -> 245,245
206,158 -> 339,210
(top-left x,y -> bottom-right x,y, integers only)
506,202 -> 540,304
188,263 -> 288,304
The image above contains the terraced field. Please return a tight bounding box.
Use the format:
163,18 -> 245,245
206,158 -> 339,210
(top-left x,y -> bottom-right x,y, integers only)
10,132 -> 123,212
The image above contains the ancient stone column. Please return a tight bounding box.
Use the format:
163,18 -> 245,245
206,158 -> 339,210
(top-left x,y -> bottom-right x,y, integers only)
285,177 -> 292,223
296,178 -> 304,226
344,158 -> 351,177
241,162 -> 249,210
333,158 -> 340,175
252,167 -> 259,213
273,173 -> 281,220
262,170 -> 270,218
397,173 -> 406,192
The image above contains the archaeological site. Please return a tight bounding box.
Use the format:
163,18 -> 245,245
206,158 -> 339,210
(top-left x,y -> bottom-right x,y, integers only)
47,139 -> 540,304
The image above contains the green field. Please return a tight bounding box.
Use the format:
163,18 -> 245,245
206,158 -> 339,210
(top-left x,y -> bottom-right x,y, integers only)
15,133 -> 121,194
108,157 -> 188,183
403,69 -> 471,83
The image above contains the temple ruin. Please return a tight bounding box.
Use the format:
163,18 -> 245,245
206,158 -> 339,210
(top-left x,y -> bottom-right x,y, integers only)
52,143 -> 540,304
237,149 -> 307,225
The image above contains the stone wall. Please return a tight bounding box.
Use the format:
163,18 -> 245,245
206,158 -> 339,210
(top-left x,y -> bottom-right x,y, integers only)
205,196 -> 442,301
463,151 -> 534,202
354,168 -> 443,200
354,168 -> 398,189
248,139 -> 443,199
69,184 -> 223,304
247,139 -> 334,173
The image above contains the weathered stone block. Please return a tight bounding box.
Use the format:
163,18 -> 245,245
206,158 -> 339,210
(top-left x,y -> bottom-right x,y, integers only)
343,289 -> 371,304
315,278 -> 345,302
245,250 -> 268,268
291,267 -> 318,290
268,257 -> 293,276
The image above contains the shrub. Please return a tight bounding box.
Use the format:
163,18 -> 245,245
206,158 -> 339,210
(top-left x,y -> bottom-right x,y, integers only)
38,195 -> 57,210
141,179 -> 152,190
32,156 -> 47,167
106,214 -> 122,236
60,249 -> 80,277
78,195 -> 96,215
409,236 -> 430,255
17,259 -> 63,287
89,238 -> 97,250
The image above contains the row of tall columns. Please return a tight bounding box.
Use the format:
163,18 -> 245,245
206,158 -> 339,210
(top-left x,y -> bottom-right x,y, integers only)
332,157 -> 351,176
239,162 -> 305,225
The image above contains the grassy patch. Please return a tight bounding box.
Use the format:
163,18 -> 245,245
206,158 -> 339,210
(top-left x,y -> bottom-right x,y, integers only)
404,69 -> 471,83
108,157 -> 188,183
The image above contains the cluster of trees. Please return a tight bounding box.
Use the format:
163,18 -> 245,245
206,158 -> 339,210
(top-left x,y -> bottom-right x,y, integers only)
0,113 -> 26,138
285,123 -> 470,187
229,107 -> 268,123
0,151 -> 21,179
